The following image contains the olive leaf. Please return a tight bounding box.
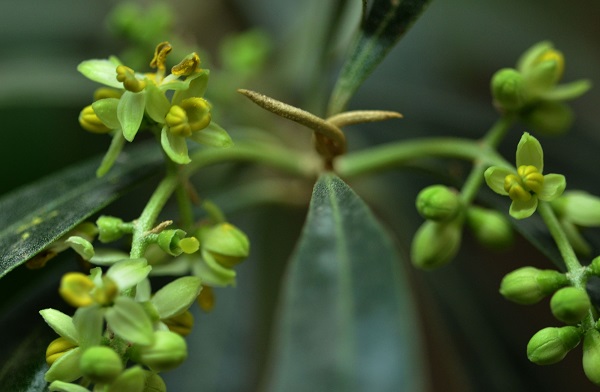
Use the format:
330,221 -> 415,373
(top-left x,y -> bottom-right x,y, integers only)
263,173 -> 426,392
0,143 -> 163,278
328,0 -> 432,115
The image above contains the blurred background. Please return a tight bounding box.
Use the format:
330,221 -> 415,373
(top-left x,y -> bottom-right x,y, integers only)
2,0 -> 600,391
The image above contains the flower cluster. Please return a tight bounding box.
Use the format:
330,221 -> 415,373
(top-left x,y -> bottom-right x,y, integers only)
78,42 -> 233,176
40,214 -> 250,391
490,41 -> 591,135
497,258 -> 600,385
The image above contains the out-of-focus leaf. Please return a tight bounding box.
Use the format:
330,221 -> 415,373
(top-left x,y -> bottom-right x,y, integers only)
0,143 -> 163,278
263,173 -> 426,392
0,326 -> 49,392
328,0 -> 432,115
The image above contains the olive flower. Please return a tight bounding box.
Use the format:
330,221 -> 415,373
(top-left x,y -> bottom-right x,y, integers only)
77,42 -> 233,167
484,132 -> 566,219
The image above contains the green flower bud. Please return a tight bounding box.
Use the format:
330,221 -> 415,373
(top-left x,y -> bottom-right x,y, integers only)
200,223 -> 250,268
583,329 -> 600,385
410,219 -> 462,270
79,346 -> 123,384
491,68 -> 525,112
550,287 -> 591,324
590,256 -> 600,276
155,230 -> 200,257
466,206 -> 513,250
415,185 -> 461,221
143,371 -> 167,392
527,326 -> 581,365
134,331 -> 187,372
517,41 -> 564,95
96,216 -> 127,243
46,337 -> 78,366
109,366 -> 145,392
552,191 -> 600,227
499,266 -> 568,304
522,101 -> 573,136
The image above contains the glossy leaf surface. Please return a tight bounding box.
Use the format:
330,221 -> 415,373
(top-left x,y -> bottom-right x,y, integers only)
0,143 -> 163,278
264,173 -> 425,392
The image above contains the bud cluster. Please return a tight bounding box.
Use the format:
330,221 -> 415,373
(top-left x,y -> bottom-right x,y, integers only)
490,41 -> 590,135
411,185 -> 514,269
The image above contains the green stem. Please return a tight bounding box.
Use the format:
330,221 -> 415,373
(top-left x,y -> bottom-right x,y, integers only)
130,172 -> 179,259
173,161 -> 195,231
537,201 -> 594,329
459,116 -> 514,205
184,143 -> 318,178
537,202 -> 584,278
336,137 -> 511,179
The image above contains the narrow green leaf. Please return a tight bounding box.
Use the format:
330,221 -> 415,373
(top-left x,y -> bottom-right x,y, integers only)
0,143 -> 163,278
264,173 -> 426,392
328,0 -> 432,114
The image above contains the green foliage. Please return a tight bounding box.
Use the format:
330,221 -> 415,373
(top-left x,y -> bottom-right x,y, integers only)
3,1 -> 600,390
264,174 -> 425,392
328,0 -> 432,114
0,143 -> 162,278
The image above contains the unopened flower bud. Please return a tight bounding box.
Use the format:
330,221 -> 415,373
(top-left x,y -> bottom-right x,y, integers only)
499,266 -> 568,304
466,206 -> 513,249
491,68 -> 525,111
200,223 -> 250,268
79,346 -> 123,384
134,331 -> 187,372
552,191 -> 600,227
550,287 -> 591,324
410,219 -> 462,270
583,329 -> 600,385
46,337 -> 78,366
109,366 -> 145,392
143,371 -> 167,392
415,185 -> 461,221
96,216 -> 127,243
522,101 -> 573,136
527,326 -> 581,365
518,41 -> 564,95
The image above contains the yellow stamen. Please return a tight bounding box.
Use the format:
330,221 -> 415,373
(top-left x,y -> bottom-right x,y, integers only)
504,174 -> 532,202
164,310 -> 194,336
150,41 -> 173,71
165,105 -> 191,136
59,272 -> 95,307
197,285 -> 215,312
116,65 -> 146,93
172,53 -> 201,76
79,105 -> 111,134
46,337 -> 78,366
518,165 -> 544,194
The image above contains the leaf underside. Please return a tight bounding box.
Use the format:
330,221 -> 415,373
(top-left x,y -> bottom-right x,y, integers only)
0,142 -> 163,278
263,173 -> 425,392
